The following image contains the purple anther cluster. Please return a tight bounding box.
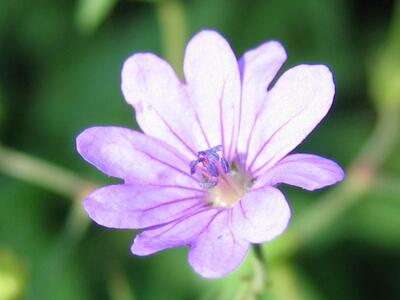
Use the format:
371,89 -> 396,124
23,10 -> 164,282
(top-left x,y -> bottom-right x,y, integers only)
190,145 -> 230,188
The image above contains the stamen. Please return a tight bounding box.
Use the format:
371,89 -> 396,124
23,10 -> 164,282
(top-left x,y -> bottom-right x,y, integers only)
189,145 -> 249,207
221,157 -> 230,173
207,162 -> 219,177
189,145 -> 230,189
189,160 -> 198,175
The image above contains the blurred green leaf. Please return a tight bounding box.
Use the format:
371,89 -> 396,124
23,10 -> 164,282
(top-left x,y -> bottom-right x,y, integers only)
369,49 -> 400,108
0,86 -> 4,130
156,0 -> 188,78
26,11 -> 159,169
0,248 -> 26,300
348,191 -> 400,248
0,0 -> 19,35
75,0 -> 118,34
189,0 -> 361,107
0,178 -> 52,264
368,0 -> 400,108
107,265 -> 136,300
0,177 -> 90,300
262,262 -> 324,300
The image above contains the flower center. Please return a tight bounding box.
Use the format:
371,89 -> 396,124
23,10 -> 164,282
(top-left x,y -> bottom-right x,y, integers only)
190,146 -> 250,208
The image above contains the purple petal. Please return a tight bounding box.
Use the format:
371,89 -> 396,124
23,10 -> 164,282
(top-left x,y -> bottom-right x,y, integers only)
76,126 -> 197,187
121,53 -> 208,158
237,41 -> 287,157
230,187 -> 291,243
183,30 -> 241,161
188,211 -> 249,278
83,184 -> 205,229
253,154 -> 345,191
245,65 -> 335,177
130,208 -> 220,255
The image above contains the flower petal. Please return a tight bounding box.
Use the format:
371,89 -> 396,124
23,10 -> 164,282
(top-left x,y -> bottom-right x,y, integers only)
245,65 -> 335,176
237,41 -> 287,158
76,126 -> 197,187
121,53 -> 207,158
188,211 -> 249,278
83,184 -> 205,229
230,187 -> 290,243
131,208 -> 220,256
183,30 -> 241,161
253,154 -> 345,191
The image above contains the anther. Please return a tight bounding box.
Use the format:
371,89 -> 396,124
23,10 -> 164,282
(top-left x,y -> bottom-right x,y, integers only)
189,145 -> 231,189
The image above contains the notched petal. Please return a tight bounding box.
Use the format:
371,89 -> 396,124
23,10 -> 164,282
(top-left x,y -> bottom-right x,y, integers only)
130,209 -> 220,256
76,126 -> 196,187
230,187 -> 291,243
188,212 -> 249,278
246,64 -> 335,176
184,30 -> 241,161
84,184 -> 204,229
254,153 -> 345,190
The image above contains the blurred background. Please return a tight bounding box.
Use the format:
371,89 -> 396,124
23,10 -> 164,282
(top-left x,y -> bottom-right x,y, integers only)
0,0 -> 399,299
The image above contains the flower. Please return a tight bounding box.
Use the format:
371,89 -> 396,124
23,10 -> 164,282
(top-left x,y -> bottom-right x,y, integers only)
76,30 -> 344,278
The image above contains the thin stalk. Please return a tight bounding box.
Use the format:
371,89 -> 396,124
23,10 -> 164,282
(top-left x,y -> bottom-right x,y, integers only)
253,249 -> 267,297
108,265 -> 136,300
156,0 -> 188,79
374,174 -> 400,197
353,106 -> 400,170
0,144 -> 96,199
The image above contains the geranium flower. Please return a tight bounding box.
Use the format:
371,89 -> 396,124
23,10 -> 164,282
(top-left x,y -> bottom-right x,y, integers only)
77,30 -> 344,278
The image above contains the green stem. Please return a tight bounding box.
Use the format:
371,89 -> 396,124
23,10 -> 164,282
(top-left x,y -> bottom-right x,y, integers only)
108,265 -> 136,300
250,245 -> 267,298
374,174 -> 400,197
156,0 -> 188,79
269,262 -> 315,300
0,143 -> 96,199
253,244 -> 265,264
25,197 -> 91,298
353,106 -> 400,169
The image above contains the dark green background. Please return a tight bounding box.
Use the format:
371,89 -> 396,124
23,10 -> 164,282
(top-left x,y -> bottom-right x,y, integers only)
0,0 -> 399,299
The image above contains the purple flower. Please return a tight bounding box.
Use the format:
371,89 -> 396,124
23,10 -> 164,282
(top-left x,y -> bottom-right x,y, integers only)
76,30 -> 344,278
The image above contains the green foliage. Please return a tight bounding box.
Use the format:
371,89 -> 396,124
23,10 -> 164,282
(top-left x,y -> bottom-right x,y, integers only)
369,0 -> 400,108
0,0 -> 399,299
0,87 -> 4,130
0,248 -> 25,300
75,0 -> 119,35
